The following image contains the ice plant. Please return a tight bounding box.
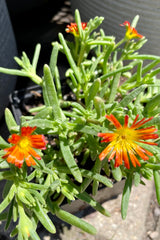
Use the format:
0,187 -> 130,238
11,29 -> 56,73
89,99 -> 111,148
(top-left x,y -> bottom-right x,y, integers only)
66,22 -> 87,37
1,10 -> 160,239
2,126 -> 47,168
121,21 -> 143,40
98,114 -> 158,169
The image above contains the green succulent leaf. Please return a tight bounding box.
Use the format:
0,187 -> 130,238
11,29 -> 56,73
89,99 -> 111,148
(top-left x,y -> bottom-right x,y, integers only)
51,203 -> 97,235
33,198 -> 56,234
119,84 -> 147,107
121,174 -> 132,220
153,170 -> 160,205
60,133 -> 82,183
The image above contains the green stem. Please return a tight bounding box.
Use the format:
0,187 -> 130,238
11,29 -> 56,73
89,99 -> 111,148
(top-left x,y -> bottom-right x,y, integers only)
77,42 -> 86,66
58,33 -> 82,84
0,67 -> 42,85
103,44 -> 114,74
74,37 -> 80,61
29,73 -> 42,85
0,67 -> 28,77
108,72 -> 121,103
100,65 -> 133,82
86,118 -> 101,124
56,194 -> 65,206
120,59 -> 160,89
114,38 -> 126,49
32,43 -> 41,70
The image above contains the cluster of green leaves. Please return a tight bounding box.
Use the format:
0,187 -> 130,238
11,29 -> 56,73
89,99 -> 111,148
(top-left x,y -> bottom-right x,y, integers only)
0,9 -> 160,239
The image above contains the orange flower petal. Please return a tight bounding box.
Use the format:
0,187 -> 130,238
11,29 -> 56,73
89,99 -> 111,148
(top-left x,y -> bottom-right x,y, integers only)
124,115 -> 129,127
115,149 -> 122,167
8,134 -> 21,144
21,126 -> 37,136
138,141 -> 158,146
99,133 -> 115,143
108,150 -> 116,161
121,21 -> 143,40
25,155 -> 36,167
123,149 -> 130,169
106,114 -> 122,128
2,126 -> 47,168
131,117 -> 153,129
27,147 -> 41,160
6,146 -> 24,168
129,150 -> 141,167
66,22 -> 87,36
30,135 -> 47,149
98,114 -> 158,169
99,143 -> 113,161
133,145 -> 149,160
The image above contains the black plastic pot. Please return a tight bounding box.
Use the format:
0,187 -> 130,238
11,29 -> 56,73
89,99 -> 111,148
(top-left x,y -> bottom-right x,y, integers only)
9,84 -> 42,125
0,0 -> 17,119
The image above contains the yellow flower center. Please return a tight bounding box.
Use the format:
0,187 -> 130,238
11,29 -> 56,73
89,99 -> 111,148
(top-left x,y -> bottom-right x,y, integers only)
18,137 -> 30,149
115,127 -> 138,144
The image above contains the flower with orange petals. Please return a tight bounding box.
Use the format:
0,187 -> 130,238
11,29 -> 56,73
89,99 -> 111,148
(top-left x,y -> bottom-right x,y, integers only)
98,115 -> 158,169
3,126 -> 47,168
66,22 -> 87,37
121,21 -> 143,40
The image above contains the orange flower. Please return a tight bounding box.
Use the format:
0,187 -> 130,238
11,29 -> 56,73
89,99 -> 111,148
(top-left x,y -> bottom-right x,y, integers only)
121,21 -> 143,40
98,115 -> 158,169
3,126 -> 47,168
66,22 -> 87,37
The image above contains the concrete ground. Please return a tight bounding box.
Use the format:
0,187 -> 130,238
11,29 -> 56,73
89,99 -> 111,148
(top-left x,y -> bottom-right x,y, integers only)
58,178 -> 156,240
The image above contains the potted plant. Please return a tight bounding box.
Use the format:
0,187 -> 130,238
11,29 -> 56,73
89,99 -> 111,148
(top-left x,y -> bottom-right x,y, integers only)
0,9 -> 160,240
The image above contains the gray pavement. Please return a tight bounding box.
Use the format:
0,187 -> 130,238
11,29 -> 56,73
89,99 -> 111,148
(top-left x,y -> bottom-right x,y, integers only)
58,178 -> 155,240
